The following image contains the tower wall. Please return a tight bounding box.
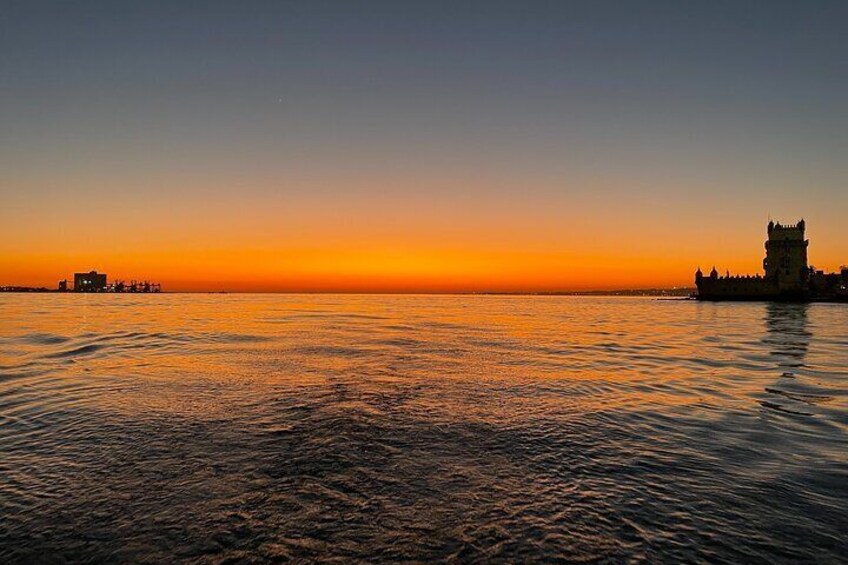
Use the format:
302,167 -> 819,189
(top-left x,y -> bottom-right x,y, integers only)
763,221 -> 808,291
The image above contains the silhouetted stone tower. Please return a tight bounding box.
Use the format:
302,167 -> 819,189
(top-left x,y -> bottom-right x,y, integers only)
695,218 -> 846,301
763,219 -> 808,291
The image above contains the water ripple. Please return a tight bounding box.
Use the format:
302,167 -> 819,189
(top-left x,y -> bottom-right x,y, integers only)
0,295 -> 846,563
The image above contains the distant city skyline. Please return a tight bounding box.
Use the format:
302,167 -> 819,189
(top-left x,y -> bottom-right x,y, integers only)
2,1 -> 846,292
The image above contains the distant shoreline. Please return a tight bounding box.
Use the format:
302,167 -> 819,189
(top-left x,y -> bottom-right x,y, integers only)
1,287 -> 695,297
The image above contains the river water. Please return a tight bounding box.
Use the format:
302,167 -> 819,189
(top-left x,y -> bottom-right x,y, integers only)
0,294 -> 846,563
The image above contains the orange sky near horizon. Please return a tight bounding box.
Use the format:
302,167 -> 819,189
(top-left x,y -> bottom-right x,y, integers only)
3,172 -> 846,292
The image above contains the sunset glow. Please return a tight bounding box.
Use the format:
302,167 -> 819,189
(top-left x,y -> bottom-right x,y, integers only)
2,2 -> 846,291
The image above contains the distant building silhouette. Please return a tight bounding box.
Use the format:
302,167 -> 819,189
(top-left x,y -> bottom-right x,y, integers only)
68,272 -> 162,293
696,220 -> 847,302
74,270 -> 108,292
5,271 -> 161,293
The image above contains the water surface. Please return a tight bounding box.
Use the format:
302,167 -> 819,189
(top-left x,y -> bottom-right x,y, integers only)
1,294 -> 846,562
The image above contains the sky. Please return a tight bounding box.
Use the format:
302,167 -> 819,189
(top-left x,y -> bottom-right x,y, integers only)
1,1 -> 846,292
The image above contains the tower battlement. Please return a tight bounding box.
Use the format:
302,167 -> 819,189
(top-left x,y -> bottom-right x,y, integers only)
767,219 -> 805,234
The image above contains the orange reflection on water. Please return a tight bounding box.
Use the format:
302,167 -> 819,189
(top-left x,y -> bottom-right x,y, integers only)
3,294 -> 840,425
